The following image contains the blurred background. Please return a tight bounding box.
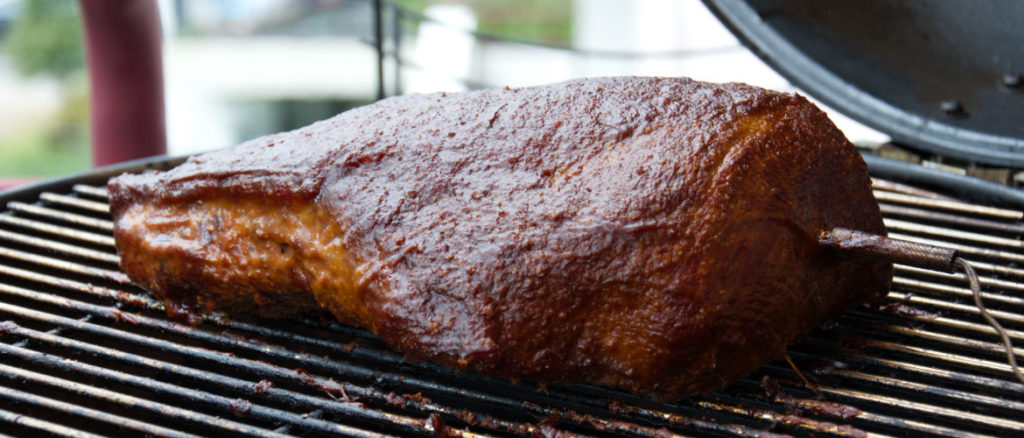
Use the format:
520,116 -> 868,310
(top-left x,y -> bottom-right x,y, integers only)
0,0 -> 887,189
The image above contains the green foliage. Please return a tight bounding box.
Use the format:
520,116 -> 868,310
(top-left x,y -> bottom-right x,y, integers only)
0,2 -> 90,177
46,73 -> 90,150
2,0 -> 85,80
392,0 -> 573,44
0,74 -> 91,176
472,0 -> 572,44
0,124 -> 91,177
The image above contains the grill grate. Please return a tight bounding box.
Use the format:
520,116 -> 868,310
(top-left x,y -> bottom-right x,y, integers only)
1,172 -> 1023,437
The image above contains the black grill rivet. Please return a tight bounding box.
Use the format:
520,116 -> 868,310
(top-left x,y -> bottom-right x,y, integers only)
940,100 -> 967,117
1002,73 -> 1023,89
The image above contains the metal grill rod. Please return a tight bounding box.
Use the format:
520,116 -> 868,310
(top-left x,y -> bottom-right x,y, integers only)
871,178 -> 958,201
691,398 -> 874,437
0,246 -> 127,282
883,218 -> 1024,249
571,396 -> 790,438
837,367 -> 1024,414
697,384 -> 947,438
756,371 -> 1010,438
0,319 -> 460,438
840,310 -> 1024,361
0,288 -> 501,436
885,292 -> 1024,325
38,193 -> 110,214
0,406 -> 104,438
749,360 -> 1018,436
0,357 -> 302,438
857,335 -> 1022,378
0,214 -> 114,247
849,310 -> 1024,347
815,384 -> 1022,432
752,360 -> 1024,436
550,361 -> 1003,438
793,330 -> 1024,393
838,350 -> 1024,397
0,384 -> 201,438
872,191 -> 1023,220
951,259 -> 1024,280
72,184 -> 108,199
886,232 -> 1024,264
749,368 -> 1013,438
881,323 -> 1024,357
878,203 -> 1024,234
892,276 -> 1024,306
6,202 -> 113,232
895,264 -> 1024,294
0,263 -> 146,308
0,229 -> 119,264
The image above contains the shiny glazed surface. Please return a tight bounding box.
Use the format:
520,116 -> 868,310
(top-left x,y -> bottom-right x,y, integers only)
108,76 -> 891,399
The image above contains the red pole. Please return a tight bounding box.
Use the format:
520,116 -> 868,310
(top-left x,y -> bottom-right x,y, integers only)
78,0 -> 167,166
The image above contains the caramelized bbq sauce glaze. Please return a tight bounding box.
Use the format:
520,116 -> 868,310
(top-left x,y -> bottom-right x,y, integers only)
108,77 -> 891,400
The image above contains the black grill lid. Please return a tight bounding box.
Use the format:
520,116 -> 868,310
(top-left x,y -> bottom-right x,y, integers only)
704,0 -> 1024,166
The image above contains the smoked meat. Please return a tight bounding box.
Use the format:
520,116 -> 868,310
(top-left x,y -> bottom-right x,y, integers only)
108,77 -> 891,399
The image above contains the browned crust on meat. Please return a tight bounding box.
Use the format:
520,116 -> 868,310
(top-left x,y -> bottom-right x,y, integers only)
109,76 -> 891,399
